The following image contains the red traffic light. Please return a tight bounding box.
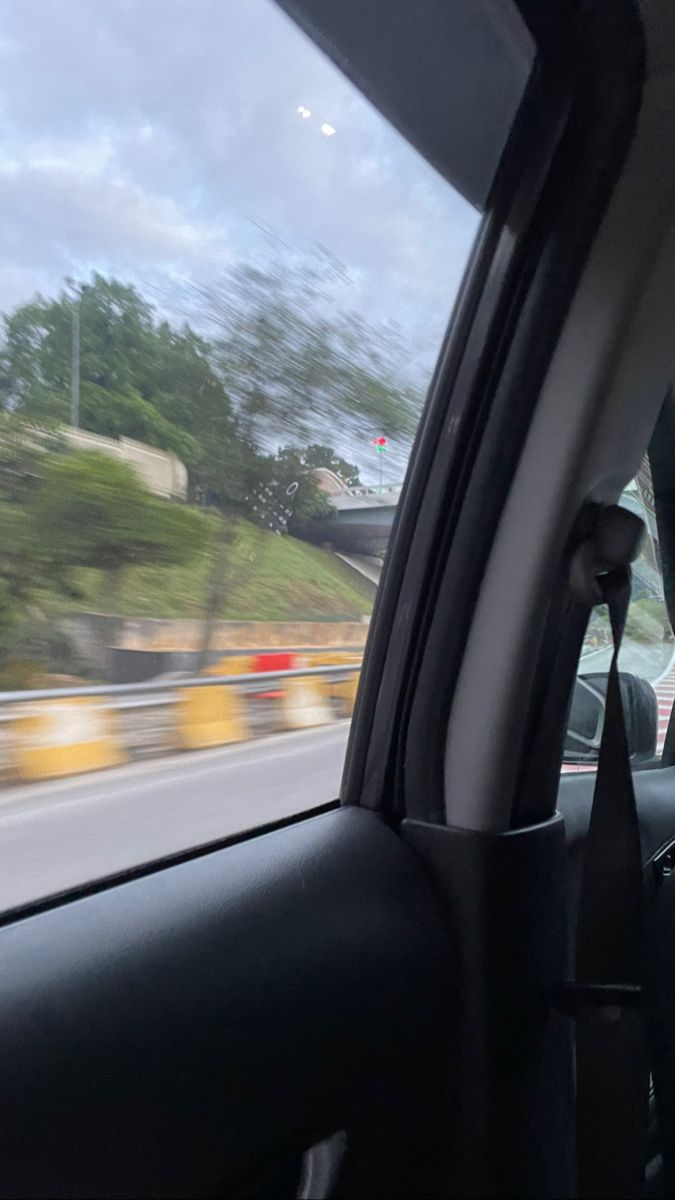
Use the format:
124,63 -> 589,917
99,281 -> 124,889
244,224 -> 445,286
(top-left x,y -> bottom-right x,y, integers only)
371,436 -> 388,446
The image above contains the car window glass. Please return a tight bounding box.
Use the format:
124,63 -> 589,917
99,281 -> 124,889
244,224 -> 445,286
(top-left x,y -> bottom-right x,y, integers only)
563,456 -> 673,774
0,0 -> 532,909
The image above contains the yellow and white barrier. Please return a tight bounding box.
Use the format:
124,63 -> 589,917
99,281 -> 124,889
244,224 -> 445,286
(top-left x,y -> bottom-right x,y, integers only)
2,652 -> 364,783
308,653 -> 362,718
204,655 -> 253,677
174,685 -> 249,750
278,677 -> 335,730
9,697 -> 126,782
328,672 -> 360,717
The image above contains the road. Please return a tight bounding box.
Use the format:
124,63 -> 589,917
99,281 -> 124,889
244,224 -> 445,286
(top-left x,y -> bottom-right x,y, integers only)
4,639 -> 674,915
0,723 -> 350,914
580,638 -> 675,682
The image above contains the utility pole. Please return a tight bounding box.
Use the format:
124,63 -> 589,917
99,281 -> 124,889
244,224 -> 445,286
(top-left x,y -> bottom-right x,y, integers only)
70,297 -> 80,429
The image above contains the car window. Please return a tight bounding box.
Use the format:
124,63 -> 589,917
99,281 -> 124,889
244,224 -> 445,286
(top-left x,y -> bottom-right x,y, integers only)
563,456 -> 673,773
0,0 -> 533,909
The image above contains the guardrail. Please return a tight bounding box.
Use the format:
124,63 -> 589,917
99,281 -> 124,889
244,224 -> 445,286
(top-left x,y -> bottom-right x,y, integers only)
0,661 -> 363,785
0,664 -> 359,707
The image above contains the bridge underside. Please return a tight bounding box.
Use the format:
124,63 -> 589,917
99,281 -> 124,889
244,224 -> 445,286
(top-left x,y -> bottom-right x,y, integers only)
292,514 -> 392,557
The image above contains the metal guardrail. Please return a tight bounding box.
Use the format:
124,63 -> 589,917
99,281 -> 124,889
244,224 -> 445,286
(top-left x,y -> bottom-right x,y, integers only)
0,663 -> 363,708
0,660 -> 365,781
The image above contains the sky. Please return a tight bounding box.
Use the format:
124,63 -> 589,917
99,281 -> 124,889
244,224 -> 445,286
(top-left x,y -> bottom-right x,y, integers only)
0,0 -> 480,463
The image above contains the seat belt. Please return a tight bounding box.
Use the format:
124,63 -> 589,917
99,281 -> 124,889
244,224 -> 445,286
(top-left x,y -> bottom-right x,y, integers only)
562,505 -> 649,1199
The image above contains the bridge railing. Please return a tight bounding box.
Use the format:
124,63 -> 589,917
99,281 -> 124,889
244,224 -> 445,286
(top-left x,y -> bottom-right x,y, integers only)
346,482 -> 401,497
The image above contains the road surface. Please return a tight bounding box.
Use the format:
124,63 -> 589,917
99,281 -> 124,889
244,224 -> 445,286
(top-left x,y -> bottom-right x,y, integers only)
580,638 -> 675,681
4,640 -> 675,914
0,723 -> 350,914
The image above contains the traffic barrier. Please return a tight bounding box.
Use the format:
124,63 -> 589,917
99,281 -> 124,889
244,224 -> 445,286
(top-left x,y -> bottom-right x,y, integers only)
246,653 -> 340,730
252,653 -> 298,698
9,697 -> 126,782
278,676 -> 334,730
174,684 -> 249,750
0,655 -> 364,783
309,652 -> 362,717
204,655 -> 253,677
328,672 -> 360,717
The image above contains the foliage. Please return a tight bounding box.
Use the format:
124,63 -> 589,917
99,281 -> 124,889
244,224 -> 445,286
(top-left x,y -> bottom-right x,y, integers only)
0,257 -> 411,677
277,443 -> 360,486
262,443 -> 360,519
68,515 -> 375,622
0,437 -> 213,679
0,275 -> 244,500
28,451 -> 211,577
0,261 -> 418,515
0,412 -> 64,503
190,253 -> 423,458
0,489 -> 71,679
625,597 -> 671,645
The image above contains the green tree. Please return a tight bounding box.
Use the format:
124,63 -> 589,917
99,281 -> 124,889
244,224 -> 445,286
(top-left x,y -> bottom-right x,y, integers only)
186,249 -> 423,461
0,424 -> 215,680
0,420 -> 78,681
0,412 -> 64,503
0,275 -> 245,501
149,321 -> 249,504
293,443 -> 360,486
28,451 -> 211,602
263,443 -> 361,520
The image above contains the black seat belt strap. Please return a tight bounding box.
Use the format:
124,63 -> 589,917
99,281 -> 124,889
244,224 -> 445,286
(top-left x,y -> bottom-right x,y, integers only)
562,506 -> 648,1199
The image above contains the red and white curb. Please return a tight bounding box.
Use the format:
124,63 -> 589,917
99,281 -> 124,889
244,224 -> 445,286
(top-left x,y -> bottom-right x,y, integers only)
655,664 -> 675,754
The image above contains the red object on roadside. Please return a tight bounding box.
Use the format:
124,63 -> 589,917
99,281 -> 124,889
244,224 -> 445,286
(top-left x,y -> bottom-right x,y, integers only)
252,653 -> 298,698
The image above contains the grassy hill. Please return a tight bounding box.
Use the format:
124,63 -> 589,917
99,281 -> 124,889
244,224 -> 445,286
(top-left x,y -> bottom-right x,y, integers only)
67,516 -> 376,622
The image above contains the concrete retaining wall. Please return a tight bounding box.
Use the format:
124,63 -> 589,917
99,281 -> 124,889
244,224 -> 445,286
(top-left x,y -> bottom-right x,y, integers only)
115,617 -> 369,652
61,613 -> 369,681
65,429 -> 188,500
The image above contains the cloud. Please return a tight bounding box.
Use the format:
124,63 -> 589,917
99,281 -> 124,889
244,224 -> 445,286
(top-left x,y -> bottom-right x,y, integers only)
0,265 -> 52,314
0,0 -> 479,365
0,161 -> 230,288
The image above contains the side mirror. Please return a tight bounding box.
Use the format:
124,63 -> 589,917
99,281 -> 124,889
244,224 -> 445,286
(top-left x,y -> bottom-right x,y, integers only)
564,671 -> 658,765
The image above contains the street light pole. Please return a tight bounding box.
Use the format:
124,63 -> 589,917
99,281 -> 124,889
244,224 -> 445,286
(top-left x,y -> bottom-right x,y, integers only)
70,297 -> 80,429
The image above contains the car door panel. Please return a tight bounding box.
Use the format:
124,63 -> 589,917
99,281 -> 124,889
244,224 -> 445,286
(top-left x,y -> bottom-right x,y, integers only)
560,768 -> 675,865
559,762 -> 675,1193
0,808 -> 450,1199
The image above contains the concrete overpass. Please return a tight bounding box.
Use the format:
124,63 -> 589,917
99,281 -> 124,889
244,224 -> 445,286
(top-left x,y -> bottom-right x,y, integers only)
293,471 -> 401,556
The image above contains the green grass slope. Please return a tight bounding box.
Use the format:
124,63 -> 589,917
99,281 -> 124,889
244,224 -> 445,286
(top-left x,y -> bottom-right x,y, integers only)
69,516 -> 376,622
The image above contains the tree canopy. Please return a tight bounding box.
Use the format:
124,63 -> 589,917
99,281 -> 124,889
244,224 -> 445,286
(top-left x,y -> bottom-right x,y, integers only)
262,443 -> 361,520
0,275 -> 243,501
29,451 -> 211,576
0,262 -> 421,511
0,442 -> 213,682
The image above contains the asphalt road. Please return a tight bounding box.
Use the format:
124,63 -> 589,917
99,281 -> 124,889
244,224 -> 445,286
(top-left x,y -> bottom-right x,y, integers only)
580,638 -> 675,682
0,723 -> 350,914
4,639 -> 672,917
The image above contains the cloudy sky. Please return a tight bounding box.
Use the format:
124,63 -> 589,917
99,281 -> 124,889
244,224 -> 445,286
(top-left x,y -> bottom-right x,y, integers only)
0,0 -> 479,382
